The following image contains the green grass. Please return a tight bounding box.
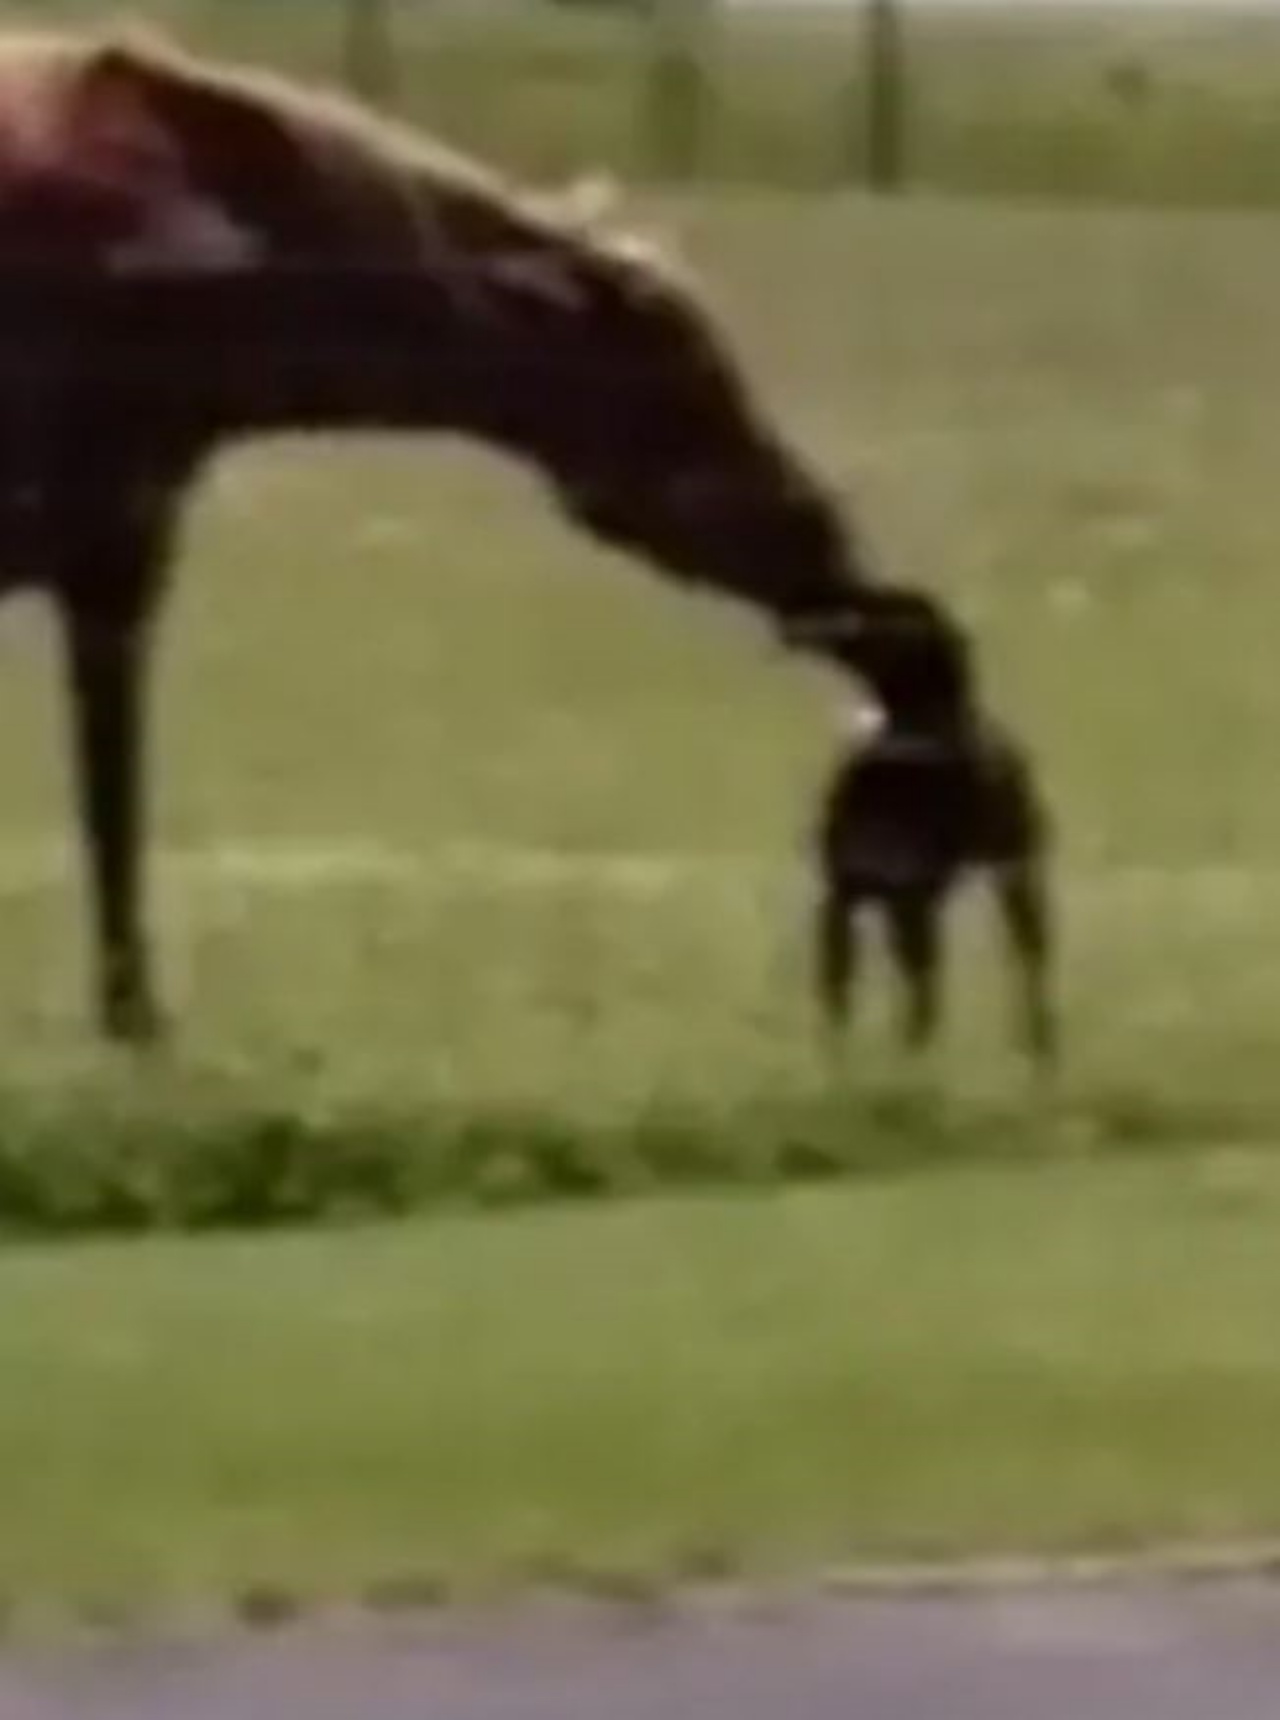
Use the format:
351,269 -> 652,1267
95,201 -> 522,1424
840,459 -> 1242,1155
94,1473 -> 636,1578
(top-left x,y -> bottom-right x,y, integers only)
0,191 -> 1274,1180
0,172 -> 1271,1597
2,1155 -> 1280,1612
7,1 -> 1280,205
0,13 -> 1268,1606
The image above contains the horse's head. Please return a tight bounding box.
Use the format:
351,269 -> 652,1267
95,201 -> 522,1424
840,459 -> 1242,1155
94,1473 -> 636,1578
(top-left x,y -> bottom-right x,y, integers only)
787,586 -> 977,724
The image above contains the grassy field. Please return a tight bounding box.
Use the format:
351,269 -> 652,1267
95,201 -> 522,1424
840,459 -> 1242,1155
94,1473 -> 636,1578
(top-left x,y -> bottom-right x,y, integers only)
0,190 -> 1275,1183
0,186 -> 1265,1216
0,2 -> 1271,1614
4,2 -> 1280,203
2,1154 -> 1280,1613
0,97 -> 1269,1601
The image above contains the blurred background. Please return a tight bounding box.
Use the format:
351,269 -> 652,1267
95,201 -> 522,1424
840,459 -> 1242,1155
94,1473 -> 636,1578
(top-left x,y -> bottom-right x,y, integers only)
10,0 -> 1280,207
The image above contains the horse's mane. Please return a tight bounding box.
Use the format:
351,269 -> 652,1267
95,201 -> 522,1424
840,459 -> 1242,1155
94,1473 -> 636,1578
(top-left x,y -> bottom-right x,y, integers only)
25,28 -> 709,316
0,24 -> 762,432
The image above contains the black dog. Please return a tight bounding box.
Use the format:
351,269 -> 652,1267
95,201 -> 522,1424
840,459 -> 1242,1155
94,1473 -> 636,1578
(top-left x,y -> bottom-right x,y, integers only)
814,694 -> 1056,1063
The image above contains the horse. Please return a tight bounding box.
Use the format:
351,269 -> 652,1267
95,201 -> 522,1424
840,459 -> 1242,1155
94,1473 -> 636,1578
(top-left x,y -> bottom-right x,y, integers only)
0,29 -> 954,1039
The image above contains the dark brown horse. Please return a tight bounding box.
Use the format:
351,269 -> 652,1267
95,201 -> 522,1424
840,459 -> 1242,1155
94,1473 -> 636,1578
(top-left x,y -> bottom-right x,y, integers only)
0,29 -> 946,1040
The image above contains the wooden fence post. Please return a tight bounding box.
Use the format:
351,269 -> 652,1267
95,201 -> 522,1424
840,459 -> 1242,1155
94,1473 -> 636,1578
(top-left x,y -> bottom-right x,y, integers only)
342,0 -> 397,106
863,0 -> 907,192
644,0 -> 712,181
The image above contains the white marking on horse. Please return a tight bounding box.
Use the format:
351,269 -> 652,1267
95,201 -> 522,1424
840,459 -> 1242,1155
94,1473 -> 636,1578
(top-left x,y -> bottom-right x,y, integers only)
108,197 -> 264,274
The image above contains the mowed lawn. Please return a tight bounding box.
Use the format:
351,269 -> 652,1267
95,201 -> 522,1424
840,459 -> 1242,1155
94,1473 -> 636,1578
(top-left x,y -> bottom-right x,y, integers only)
3,1156 -> 1280,1611
0,192 -> 1274,1604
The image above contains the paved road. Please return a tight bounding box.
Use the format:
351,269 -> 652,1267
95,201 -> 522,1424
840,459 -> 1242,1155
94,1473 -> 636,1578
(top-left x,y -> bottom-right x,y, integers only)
5,1582 -> 1280,1720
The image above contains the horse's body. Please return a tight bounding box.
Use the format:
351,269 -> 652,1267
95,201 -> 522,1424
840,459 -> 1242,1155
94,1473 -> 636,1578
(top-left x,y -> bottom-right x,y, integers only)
0,30 -> 949,1038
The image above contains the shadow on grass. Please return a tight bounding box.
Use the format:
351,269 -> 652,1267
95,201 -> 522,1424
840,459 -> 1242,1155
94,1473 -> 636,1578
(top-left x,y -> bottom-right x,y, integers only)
0,1065 -> 1273,1238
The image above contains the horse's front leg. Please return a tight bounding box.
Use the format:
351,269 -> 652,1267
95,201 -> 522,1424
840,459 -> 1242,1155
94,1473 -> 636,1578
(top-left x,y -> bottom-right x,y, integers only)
60,598 -> 165,1044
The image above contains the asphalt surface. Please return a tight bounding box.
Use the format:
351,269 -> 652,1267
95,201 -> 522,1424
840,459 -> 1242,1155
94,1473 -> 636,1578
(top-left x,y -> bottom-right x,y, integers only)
4,1582 -> 1280,1720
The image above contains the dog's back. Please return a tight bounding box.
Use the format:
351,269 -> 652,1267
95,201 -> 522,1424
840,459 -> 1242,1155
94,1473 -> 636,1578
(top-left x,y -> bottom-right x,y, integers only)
819,717 -> 1044,902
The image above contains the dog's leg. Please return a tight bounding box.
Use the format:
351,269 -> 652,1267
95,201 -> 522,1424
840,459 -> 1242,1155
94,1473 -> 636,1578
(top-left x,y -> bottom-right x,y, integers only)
815,885 -> 860,1034
994,859 -> 1057,1065
886,892 -> 943,1052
